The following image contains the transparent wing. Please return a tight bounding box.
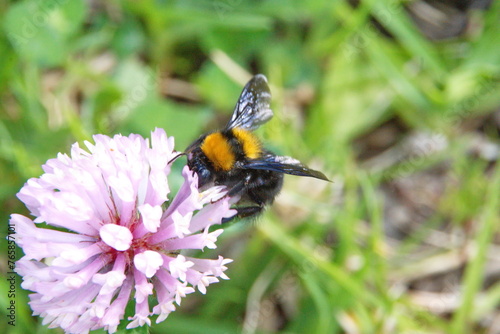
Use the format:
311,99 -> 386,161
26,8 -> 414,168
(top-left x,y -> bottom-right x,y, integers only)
241,154 -> 330,181
225,74 -> 273,131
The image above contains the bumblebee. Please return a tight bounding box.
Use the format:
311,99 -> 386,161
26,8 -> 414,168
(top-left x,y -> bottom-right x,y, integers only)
185,74 -> 329,221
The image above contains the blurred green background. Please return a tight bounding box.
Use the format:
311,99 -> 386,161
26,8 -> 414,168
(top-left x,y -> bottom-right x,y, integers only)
1,0 -> 499,333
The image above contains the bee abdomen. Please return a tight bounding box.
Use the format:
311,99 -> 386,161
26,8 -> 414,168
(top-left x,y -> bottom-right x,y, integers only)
200,127 -> 264,172
230,128 -> 262,160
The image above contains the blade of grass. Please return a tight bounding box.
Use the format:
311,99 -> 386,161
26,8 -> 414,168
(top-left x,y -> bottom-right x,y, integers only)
366,35 -> 433,115
258,216 -> 384,310
472,281 -> 500,321
372,1 -> 447,79
300,269 -> 336,333
315,0 -> 375,55
463,0 -> 500,69
359,172 -> 389,299
450,164 -> 500,333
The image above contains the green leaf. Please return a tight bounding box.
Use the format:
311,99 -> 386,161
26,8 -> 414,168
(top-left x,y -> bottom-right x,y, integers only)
3,0 -> 87,66
120,97 -> 211,150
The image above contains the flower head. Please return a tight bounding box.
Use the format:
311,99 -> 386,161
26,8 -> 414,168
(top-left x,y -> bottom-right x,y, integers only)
11,129 -> 235,333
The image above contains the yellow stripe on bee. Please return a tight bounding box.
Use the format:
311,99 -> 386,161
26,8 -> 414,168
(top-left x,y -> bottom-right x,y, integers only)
232,128 -> 262,159
201,133 -> 235,171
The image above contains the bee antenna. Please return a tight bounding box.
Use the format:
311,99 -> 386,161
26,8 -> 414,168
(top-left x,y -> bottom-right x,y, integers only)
168,152 -> 185,164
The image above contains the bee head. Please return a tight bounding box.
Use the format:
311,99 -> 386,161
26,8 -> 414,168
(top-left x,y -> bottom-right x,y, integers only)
187,149 -> 213,188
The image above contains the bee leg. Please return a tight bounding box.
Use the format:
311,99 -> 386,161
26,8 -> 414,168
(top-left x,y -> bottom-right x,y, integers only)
221,175 -> 263,223
226,180 -> 247,197
209,180 -> 246,204
221,205 -> 264,223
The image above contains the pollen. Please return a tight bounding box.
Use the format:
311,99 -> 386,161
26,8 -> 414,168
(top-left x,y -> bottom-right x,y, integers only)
201,133 -> 235,171
232,128 -> 262,159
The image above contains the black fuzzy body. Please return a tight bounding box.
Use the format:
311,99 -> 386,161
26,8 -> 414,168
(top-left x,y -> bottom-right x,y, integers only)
184,75 -> 329,221
186,131 -> 284,220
